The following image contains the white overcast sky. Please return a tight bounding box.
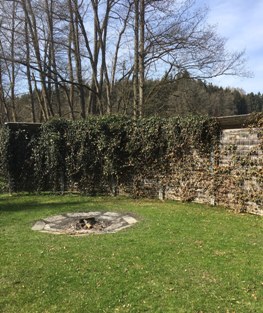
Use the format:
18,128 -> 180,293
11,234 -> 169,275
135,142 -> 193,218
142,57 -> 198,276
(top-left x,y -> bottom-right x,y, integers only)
200,0 -> 263,94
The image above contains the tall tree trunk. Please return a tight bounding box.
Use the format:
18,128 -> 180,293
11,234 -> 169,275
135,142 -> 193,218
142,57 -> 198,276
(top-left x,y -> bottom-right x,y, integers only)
22,0 -> 53,120
138,0 -> 145,118
74,1 -> 102,115
88,0 -> 99,115
133,0 -> 139,119
72,0 -> 86,118
0,62 -> 9,122
32,73 -> 48,121
93,0 -> 112,114
25,19 -> 36,122
101,1 -> 112,114
45,0 -> 62,117
67,19 -> 76,120
10,1 -> 17,122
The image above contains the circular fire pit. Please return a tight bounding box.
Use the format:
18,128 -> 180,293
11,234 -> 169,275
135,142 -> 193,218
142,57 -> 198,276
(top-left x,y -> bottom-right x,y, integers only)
32,212 -> 138,235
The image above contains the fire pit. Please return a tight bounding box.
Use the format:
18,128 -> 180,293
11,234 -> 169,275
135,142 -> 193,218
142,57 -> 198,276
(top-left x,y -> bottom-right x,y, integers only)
32,211 -> 138,235
76,217 -> 97,230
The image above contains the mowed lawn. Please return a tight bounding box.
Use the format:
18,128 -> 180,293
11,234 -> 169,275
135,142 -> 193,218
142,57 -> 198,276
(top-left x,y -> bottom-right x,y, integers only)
0,194 -> 262,313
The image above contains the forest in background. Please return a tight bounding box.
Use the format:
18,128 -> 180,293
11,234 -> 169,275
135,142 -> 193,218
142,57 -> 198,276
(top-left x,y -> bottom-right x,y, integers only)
0,0 -> 256,124
5,75 -> 263,123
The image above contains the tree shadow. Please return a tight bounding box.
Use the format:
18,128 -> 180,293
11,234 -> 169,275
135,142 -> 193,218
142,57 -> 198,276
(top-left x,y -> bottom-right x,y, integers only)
0,201 -> 81,213
0,194 -> 107,213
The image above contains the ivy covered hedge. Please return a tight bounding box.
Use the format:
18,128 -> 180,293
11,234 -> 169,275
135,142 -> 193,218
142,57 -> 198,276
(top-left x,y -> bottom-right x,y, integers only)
0,116 -> 219,196
0,114 -> 262,213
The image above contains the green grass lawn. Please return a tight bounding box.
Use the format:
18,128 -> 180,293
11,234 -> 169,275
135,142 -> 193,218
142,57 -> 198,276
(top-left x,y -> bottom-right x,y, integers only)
0,194 -> 262,313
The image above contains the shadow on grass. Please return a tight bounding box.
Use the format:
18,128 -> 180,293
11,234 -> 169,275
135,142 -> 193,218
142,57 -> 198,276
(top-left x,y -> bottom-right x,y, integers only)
0,193 -> 102,213
0,201 -> 90,212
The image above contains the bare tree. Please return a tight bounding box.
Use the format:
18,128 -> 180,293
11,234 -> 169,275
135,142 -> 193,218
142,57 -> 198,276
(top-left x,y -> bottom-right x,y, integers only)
21,0 -> 54,120
0,0 -> 249,121
0,1 -> 21,122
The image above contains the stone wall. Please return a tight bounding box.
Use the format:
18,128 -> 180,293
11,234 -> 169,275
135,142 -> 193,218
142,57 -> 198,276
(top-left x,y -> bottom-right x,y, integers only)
215,127 -> 262,215
141,119 -> 262,215
220,128 -> 261,166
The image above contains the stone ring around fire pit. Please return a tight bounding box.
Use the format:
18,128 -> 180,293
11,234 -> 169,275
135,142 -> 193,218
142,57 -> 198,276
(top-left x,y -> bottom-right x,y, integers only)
32,212 -> 138,235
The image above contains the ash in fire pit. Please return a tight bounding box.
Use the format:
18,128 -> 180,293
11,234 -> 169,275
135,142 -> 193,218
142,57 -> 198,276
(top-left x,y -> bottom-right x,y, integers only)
76,217 -> 97,230
32,212 -> 138,235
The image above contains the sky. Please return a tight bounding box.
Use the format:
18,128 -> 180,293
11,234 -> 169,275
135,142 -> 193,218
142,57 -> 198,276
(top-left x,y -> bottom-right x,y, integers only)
200,0 -> 263,94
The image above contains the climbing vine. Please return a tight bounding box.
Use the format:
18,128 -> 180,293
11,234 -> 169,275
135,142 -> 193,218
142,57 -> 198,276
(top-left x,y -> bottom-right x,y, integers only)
213,113 -> 263,213
0,114 -> 262,213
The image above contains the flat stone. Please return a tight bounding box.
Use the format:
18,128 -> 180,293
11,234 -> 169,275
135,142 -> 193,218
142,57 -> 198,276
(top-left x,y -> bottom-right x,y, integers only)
43,215 -> 67,223
114,217 -> 124,224
122,216 -> 137,225
109,225 -> 132,233
66,212 -> 101,218
48,223 -> 60,229
53,219 -> 75,228
104,221 -> 127,232
32,220 -> 45,231
47,228 -> 62,232
99,215 -> 115,221
103,212 -> 121,217
42,225 -> 61,232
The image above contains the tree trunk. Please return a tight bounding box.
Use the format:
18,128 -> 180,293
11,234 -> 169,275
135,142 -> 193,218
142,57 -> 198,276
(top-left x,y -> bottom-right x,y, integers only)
133,0 -> 139,119
138,0 -> 145,118
0,62 -> 9,122
45,0 -> 62,117
67,18 -> 76,120
25,19 -> 36,122
22,0 -> 53,120
72,0 -> 86,119
10,1 -> 17,122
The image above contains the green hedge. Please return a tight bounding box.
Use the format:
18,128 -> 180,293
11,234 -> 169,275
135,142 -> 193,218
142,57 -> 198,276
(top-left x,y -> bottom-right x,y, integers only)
0,115 -> 219,195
